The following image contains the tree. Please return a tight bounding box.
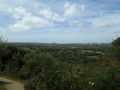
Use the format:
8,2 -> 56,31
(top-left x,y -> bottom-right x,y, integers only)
0,36 -> 8,70
112,37 -> 120,47
107,37 -> 120,67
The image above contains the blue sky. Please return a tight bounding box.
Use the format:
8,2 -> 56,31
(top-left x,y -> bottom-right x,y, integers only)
0,0 -> 120,43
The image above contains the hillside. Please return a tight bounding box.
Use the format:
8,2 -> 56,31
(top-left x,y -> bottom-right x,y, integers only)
0,37 -> 120,90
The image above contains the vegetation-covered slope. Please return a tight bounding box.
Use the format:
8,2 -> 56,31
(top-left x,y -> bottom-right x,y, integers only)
0,37 -> 120,90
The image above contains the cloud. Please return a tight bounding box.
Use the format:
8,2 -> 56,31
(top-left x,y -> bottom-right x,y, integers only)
33,2 -> 40,9
91,18 -> 112,28
8,7 -> 53,31
0,0 -> 30,12
39,2 -> 84,22
52,13 -> 65,22
69,20 -> 78,26
39,9 -> 52,18
63,2 -> 85,18
39,9 -> 65,22
78,24 -> 83,27
81,5 -> 85,11
64,2 -> 77,17
8,15 -> 53,31
93,22 -> 111,28
87,14 -> 120,28
8,7 -> 31,19
0,27 -> 4,31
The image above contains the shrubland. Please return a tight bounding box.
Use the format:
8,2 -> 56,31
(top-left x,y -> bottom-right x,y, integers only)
0,37 -> 120,90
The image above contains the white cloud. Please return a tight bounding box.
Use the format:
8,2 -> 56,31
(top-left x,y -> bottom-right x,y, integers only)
78,24 -> 83,27
8,15 -> 53,31
88,14 -> 120,28
39,9 -> 65,22
8,7 -> 31,19
93,21 -> 111,28
64,2 -> 77,17
81,5 -> 85,11
39,2 -> 84,22
8,7 -> 53,31
69,20 -> 78,26
91,18 -> 112,28
63,2 -> 85,18
9,22 -> 29,31
52,13 -> 65,22
0,27 -> 4,31
33,2 -> 40,9
39,9 -> 52,19
0,0 -> 30,12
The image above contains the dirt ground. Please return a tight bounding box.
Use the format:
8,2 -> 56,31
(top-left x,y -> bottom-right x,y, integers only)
0,77 -> 24,90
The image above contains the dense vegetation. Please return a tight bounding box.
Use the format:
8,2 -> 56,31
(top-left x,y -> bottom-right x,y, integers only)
0,37 -> 120,90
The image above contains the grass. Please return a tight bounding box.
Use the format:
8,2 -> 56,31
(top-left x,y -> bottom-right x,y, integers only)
3,76 -> 27,84
0,82 -> 6,90
0,74 -> 27,84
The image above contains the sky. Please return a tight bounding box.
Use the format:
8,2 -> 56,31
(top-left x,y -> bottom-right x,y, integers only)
0,0 -> 120,43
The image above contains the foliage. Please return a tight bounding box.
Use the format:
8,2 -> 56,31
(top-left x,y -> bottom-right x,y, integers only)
107,38 -> 120,67
112,37 -> 120,47
1,37 -> 120,90
0,81 -> 6,90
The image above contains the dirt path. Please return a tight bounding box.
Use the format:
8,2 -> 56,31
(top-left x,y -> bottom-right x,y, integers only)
0,77 -> 24,90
